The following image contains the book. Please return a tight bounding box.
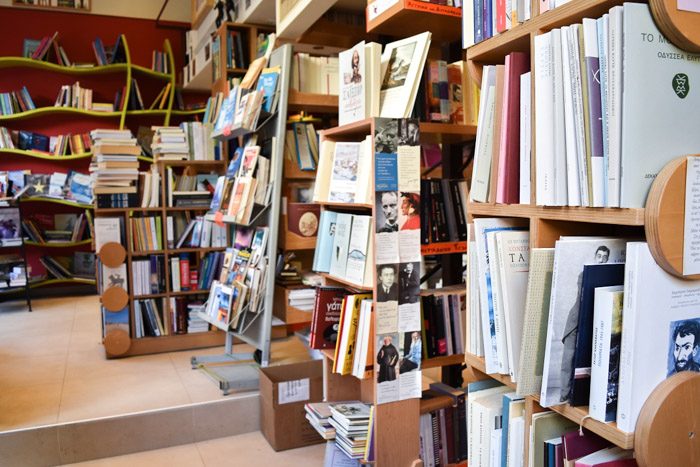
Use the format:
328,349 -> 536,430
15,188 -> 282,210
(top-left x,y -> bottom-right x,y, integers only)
329,213 -> 353,279
313,210 -> 338,273
345,215 -> 371,286
540,237 -> 626,407
310,287 -> 351,349
339,41 -> 382,126
529,412 -> 577,467
589,286 -> 624,423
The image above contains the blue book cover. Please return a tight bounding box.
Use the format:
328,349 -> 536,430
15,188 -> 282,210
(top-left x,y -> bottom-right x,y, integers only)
256,70 -> 279,113
374,152 -> 398,192
103,305 -> 129,337
501,393 -> 524,467
484,0 -> 492,40
313,210 -> 338,273
569,263 -> 625,406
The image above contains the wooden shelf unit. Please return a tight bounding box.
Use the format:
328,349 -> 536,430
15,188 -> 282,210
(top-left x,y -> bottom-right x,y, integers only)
366,0 -> 462,42
462,0 -> 666,458
96,159 -> 228,358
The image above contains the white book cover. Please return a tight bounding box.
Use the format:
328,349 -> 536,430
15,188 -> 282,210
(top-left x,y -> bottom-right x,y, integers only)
474,218 -> 528,374
508,416 -> 525,467
519,72 -> 531,205
312,139 -> 335,202
487,231 -> 509,375
617,242 -> 700,432
497,230 -> 530,382
328,142 -> 362,203
551,29 -> 568,206
345,214 -> 371,286
607,6 -> 623,207
379,32 -> 432,118
329,213 -> 353,279
534,32 -> 557,206
589,285 -> 624,423
462,1 -> 475,49
471,66 -> 497,203
467,385 -> 510,467
101,263 -> 127,293
620,3 -> 700,208
568,25 -> 590,207
338,41 -> 367,127
94,217 -> 122,253
560,26 -> 582,207
489,428 -> 502,467
540,237 -> 626,407
171,257 -> 181,292
166,216 -> 174,248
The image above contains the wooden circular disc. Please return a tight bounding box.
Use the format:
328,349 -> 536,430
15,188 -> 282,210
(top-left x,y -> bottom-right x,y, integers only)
635,371 -> 700,467
101,286 -> 129,311
645,156 -> 700,280
103,329 -> 131,357
98,242 -> 126,268
650,0 -> 700,53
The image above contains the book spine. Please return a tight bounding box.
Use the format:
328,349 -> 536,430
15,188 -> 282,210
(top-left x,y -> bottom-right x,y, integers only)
180,255 -> 190,291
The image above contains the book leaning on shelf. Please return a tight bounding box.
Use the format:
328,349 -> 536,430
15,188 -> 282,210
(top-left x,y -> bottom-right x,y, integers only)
0,86 -> 36,115
312,138 -> 373,206
200,226 -> 269,333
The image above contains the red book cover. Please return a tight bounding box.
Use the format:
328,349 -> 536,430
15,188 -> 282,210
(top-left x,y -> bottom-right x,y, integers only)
175,298 -> 187,334
189,269 -> 198,288
180,256 -> 190,290
562,429 -> 612,461
310,286 -> 351,349
496,52 -> 529,204
447,63 -> 464,125
496,0 -> 507,33
287,203 -> 320,238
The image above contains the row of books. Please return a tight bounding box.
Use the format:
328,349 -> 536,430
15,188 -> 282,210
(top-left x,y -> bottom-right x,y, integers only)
0,87 -> 36,115
313,211 -> 373,288
166,170 -> 215,207
465,381 -> 635,467
174,216 -> 227,249
468,217 -> 700,433
462,0 -> 532,48
133,256 -> 166,296
130,216 -> 163,252
22,210 -> 92,245
422,293 -> 465,359
54,81 -> 113,111
420,178 -> 469,244
153,124 -> 216,161
39,253 -> 95,283
283,122 -> 319,172
151,50 -> 169,74
290,53 -> 339,96
201,227 -> 269,332
306,402 -> 374,462
419,382 -> 468,466
208,145 -> 271,225
472,4 -> 700,209
93,35 -> 126,66
170,254 -> 198,292
8,170 -> 92,204
414,60 -> 467,124
212,86 -> 265,138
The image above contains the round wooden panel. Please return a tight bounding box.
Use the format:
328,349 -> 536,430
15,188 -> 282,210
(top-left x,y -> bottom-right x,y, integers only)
635,371 -> 700,467
645,156 -> 700,280
102,286 -> 129,312
650,0 -> 700,53
97,242 -> 126,268
103,329 -> 131,357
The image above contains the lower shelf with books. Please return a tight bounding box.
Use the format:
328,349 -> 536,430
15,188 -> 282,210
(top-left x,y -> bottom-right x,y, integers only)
464,352 -> 635,450
468,203 -> 646,226
318,272 -> 372,292
420,241 -> 467,255
273,284 -> 313,325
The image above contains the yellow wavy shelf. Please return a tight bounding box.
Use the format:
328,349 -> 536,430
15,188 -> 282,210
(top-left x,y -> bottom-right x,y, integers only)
25,239 -> 93,248
0,107 -> 121,121
22,197 -> 93,209
0,57 -> 128,74
0,148 -> 92,160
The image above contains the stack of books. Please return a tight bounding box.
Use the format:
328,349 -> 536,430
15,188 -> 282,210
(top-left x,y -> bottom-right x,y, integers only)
151,126 -> 188,161
287,288 -> 315,312
90,129 -> 141,207
180,121 -> 215,161
327,402 -> 373,460
186,302 -> 210,333
304,402 -> 336,440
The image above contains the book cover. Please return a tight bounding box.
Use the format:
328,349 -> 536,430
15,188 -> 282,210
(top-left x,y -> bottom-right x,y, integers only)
619,3 -> 700,208
540,238 -> 626,407
255,66 -> 280,113
589,286 -> 624,423
287,203 -> 320,238
339,41 -> 367,126
617,242 -> 700,433
310,287 -> 351,349
313,210 -> 338,273
569,263 -> 625,406
345,214 -> 370,286
329,142 -> 362,203
329,213 -> 353,279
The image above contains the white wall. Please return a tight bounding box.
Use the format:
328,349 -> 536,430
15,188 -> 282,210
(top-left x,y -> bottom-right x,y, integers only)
0,0 -> 193,23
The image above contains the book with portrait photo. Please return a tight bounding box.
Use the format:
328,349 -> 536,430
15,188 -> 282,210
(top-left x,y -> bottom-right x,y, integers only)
339,41 -> 382,126
287,203 -> 320,238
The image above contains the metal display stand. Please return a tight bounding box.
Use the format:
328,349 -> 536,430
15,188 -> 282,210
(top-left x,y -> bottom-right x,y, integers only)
191,44 -> 292,394
0,199 -> 32,312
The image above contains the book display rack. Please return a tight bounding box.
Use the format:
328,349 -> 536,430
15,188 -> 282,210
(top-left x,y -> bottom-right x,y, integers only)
463,0 -> 700,464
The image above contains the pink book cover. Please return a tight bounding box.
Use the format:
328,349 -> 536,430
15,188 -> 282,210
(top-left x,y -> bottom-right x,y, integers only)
497,0 -> 507,32
496,52 -> 529,204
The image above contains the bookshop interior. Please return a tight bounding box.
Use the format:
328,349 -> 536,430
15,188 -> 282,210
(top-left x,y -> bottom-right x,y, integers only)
1,0 -> 699,465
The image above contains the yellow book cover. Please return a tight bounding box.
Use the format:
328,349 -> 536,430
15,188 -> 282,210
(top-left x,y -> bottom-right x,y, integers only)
341,293 -> 372,375
332,296 -> 348,373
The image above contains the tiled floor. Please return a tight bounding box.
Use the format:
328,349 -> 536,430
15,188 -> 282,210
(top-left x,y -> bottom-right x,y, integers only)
0,295 -> 312,432
63,431 -> 327,466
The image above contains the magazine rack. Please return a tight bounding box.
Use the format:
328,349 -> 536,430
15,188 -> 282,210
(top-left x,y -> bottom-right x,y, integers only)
0,199 -> 32,311
190,44 -> 292,395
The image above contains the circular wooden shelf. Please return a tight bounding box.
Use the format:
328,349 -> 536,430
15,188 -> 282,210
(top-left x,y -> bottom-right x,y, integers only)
98,242 -> 127,268
650,0 -> 700,53
103,329 -> 131,357
635,371 -> 700,467
102,286 -> 129,311
645,156 -> 700,280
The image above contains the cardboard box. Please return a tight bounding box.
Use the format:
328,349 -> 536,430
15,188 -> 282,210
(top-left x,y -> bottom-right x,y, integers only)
259,360 -> 324,451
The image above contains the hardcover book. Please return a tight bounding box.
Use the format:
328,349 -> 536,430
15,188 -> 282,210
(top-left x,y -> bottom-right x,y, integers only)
312,210 -> 338,273
329,213 -> 353,279
339,41 -> 367,126
287,203 -> 320,238
310,287 -> 351,349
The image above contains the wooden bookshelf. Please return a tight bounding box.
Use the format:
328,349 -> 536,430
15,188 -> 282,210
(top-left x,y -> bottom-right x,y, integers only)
420,241 -> 467,255
287,89 -> 338,113
420,395 -> 456,414
420,283 -> 465,297
423,354 -> 465,369
366,0 -> 462,42
318,272 -> 372,292
468,202 -> 646,226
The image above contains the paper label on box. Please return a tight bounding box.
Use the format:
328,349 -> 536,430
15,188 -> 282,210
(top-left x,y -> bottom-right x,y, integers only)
278,378 -> 310,404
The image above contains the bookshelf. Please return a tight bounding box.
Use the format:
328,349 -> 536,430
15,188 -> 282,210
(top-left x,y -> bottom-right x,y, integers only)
366,0 -> 462,42
461,0 -> 700,460
95,159 -> 228,358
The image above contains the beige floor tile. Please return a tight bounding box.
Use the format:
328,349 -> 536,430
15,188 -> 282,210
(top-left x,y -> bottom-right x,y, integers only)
61,443 -> 205,467
196,431 -> 325,467
63,348 -> 176,381
57,370 -> 191,423
173,365 -> 231,403
0,382 -> 62,431
0,354 -> 66,391
0,332 -> 73,359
